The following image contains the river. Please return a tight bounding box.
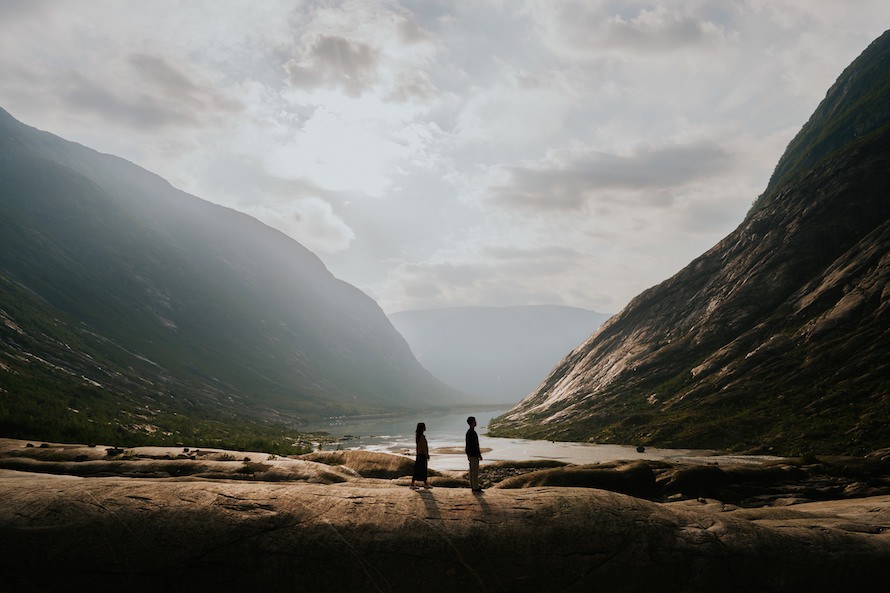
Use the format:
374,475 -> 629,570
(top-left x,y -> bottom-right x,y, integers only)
305,407 -> 775,471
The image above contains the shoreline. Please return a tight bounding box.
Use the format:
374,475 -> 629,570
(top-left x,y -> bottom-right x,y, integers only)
300,407 -> 785,472
2,436 -> 886,506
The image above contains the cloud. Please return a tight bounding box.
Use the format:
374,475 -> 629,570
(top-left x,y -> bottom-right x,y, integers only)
599,7 -> 728,52
456,79 -> 576,150
286,35 -> 380,97
1,46 -> 242,133
386,69 -> 439,103
54,55 -> 242,131
61,77 -> 201,129
529,1 -> 731,59
397,15 -> 433,44
490,142 -> 732,210
247,197 -> 355,254
282,4 -> 439,102
374,239 -> 629,314
128,54 -> 242,114
364,210 -> 607,311
262,103 -> 419,196
0,0 -> 53,20
382,258 -> 569,312
188,151 -> 355,254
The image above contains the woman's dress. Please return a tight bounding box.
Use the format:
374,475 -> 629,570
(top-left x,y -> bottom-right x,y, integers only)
413,435 -> 429,481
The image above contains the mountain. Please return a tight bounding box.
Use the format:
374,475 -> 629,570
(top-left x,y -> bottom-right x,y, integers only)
489,30 -> 890,456
0,107 -> 464,449
389,305 -> 611,403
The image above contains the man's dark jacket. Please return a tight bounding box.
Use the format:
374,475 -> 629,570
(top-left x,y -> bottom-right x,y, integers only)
465,427 -> 481,458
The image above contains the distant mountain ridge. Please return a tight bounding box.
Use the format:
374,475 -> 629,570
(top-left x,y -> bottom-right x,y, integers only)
389,305 -> 611,403
0,107 -> 464,448
489,30 -> 890,455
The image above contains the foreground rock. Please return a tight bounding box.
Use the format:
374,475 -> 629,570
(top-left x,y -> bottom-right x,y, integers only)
2,440 -> 889,591
484,454 -> 890,507
2,468 -> 889,592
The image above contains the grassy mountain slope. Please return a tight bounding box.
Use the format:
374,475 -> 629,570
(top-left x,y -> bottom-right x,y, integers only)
761,30 -> 890,203
0,108 -> 464,449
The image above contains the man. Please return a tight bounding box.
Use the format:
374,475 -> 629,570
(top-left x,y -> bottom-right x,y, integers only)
465,416 -> 483,492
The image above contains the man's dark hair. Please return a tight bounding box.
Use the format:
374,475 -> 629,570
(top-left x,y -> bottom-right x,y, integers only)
467,416 -> 476,425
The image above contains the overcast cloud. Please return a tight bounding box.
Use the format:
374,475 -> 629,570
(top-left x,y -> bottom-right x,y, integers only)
1,1 -> 888,314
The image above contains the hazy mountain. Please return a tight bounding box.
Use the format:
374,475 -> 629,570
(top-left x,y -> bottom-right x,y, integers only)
489,30 -> 890,456
0,107 -> 465,448
389,305 -> 611,404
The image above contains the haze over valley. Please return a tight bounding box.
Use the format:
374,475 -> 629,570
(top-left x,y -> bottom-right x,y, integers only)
389,305 -> 612,403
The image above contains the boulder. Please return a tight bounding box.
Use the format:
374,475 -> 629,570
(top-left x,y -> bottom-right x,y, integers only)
495,460 -> 658,499
300,449 -> 420,478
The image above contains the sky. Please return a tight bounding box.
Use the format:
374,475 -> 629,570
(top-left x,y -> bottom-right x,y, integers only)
1,1 -> 888,315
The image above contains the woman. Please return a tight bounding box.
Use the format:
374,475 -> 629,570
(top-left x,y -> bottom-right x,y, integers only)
411,422 -> 431,488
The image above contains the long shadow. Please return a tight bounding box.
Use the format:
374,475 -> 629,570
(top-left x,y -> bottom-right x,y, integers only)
472,490 -> 491,514
411,487 -> 492,518
412,488 -> 441,520
411,488 -> 492,590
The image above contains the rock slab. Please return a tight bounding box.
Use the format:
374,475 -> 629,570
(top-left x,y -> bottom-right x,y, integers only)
1,470 -> 889,592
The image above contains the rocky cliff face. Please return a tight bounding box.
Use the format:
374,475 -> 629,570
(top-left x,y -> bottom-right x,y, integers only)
489,31 -> 890,455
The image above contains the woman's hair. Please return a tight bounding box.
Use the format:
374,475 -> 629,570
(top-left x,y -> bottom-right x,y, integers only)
415,422 -> 426,439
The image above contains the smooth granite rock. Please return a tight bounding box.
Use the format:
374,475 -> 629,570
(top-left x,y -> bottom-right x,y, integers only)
1,468 -> 888,593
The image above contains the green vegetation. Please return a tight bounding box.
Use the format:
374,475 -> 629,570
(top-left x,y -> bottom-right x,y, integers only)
0,273 -> 314,456
0,105 -> 464,455
754,30 -> 890,212
0,389 -> 314,457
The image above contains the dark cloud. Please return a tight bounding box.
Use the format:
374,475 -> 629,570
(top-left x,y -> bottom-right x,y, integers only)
602,15 -> 710,52
42,54 -> 243,130
0,0 -> 53,20
397,16 -> 432,44
491,142 -> 732,210
387,70 -> 438,102
542,3 -> 726,56
129,55 -> 198,107
63,78 -> 198,129
286,35 -> 379,96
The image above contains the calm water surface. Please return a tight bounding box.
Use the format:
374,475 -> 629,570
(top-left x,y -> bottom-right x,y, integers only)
305,408 -> 775,471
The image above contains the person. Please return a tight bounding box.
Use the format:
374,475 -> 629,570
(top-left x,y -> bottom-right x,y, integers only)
411,422 -> 430,488
465,416 -> 483,492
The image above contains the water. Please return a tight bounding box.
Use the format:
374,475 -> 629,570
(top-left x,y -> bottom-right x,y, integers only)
305,408 -> 776,472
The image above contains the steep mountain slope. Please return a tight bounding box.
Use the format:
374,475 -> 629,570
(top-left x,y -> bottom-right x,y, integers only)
489,30 -> 890,455
389,306 -> 611,403
0,108 -> 464,447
